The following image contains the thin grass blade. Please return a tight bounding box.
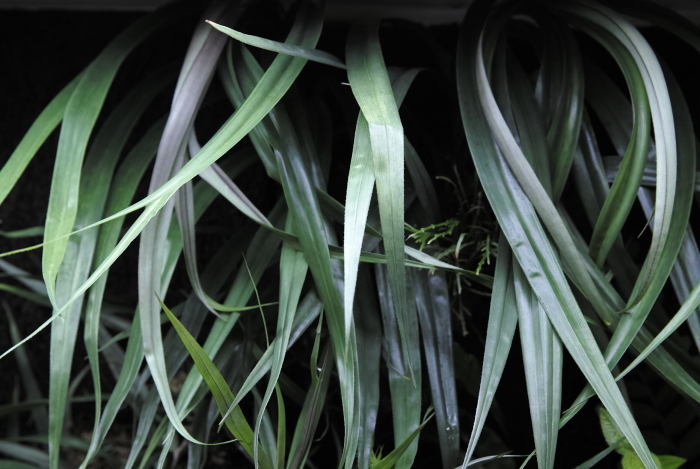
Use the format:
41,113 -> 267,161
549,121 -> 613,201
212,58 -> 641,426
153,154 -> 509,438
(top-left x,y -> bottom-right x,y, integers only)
414,269 -> 460,469
206,20 -> 345,69
287,344 -> 334,469
252,216 -> 309,465
4,306 -> 47,434
461,236 -> 518,467
219,290 -> 322,423
160,298 -> 274,469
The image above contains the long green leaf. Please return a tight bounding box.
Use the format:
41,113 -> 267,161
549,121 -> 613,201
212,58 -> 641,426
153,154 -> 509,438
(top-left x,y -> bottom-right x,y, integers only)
343,110 -> 375,353
80,76 -> 171,468
4,307 -> 47,434
47,67 -> 172,469
376,263 -> 421,469
252,216 -> 308,465
160,298 -> 274,469
207,20 -> 345,69
41,1 -> 194,309
414,269 -> 460,469
514,262 -> 563,469
0,76 -> 79,208
584,56 -> 650,268
461,236 -> 518,467
137,0 -> 238,447
346,22 -> 411,381
219,290 -> 322,424
370,410 -> 433,469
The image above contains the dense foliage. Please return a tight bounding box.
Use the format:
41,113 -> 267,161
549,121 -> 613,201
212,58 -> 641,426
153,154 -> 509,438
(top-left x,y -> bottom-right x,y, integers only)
3,1 -> 700,468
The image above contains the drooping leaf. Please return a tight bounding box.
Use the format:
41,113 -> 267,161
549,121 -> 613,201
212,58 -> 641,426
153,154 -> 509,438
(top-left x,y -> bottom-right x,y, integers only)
457,2 -> 657,467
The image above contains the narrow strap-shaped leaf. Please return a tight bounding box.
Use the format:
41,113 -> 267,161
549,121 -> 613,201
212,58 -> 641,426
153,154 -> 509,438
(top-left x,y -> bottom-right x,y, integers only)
48,67 -> 173,469
0,441 -> 53,468
88,308 -> 144,469
169,204 -> 285,436
230,50 -> 362,441
287,344 -> 334,469
0,227 -> 44,238
223,40 -> 360,462
497,29 -> 563,469
207,20 -> 345,69
461,235 -> 518,467
533,15 -> 585,202
41,1 -> 196,308
475,12 -> 611,324
145,208 -> 282,468
563,72 -> 700,420
500,40 -> 565,468
584,54 -> 650,268
80,76 -> 171,468
160,298 -> 274,469
219,42 -> 280,178
343,111 -> 375,352
555,0 -> 677,314
0,260 -> 47,295
220,49 -> 454,288
371,410 -> 434,469
514,262 -> 563,469
138,0 -> 238,446
86,170 -> 252,468
387,67 -> 441,219
252,216 -> 309,465
174,158 -> 217,316
602,58 -> 696,377
405,139 -> 441,221
571,58 -> 698,390
275,386 -> 286,469
125,388 -> 161,469
572,445 -> 619,469
414,269 -> 460,469
0,284 -> 50,307
376,263 -> 421,469
0,76 -> 79,207
615,266 -> 700,385
668,229 -> 700,354
346,22 -> 411,380
189,133 -> 273,227
275,139 -> 361,468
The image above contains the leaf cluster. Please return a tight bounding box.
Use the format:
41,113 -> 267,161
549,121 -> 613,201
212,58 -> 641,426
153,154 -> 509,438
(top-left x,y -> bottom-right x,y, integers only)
3,1 -> 700,469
